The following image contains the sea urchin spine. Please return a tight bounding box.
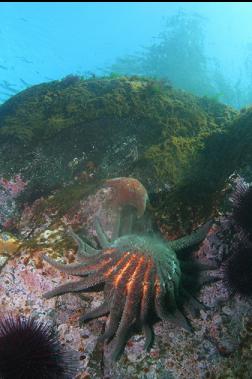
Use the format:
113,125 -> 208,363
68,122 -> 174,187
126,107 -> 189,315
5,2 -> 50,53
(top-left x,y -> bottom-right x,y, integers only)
0,315 -> 78,379
223,240 -> 252,297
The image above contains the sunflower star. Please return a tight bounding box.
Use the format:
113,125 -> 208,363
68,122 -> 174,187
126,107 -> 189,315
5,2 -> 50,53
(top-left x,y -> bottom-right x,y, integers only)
43,219 -> 216,360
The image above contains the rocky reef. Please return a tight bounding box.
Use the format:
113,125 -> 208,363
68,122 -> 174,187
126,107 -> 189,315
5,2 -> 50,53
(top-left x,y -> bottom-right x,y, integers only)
0,76 -> 252,378
0,76 -> 238,232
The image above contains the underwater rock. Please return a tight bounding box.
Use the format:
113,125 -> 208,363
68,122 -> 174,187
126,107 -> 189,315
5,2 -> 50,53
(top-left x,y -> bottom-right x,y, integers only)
0,174 -> 27,228
0,176 -> 252,377
177,105 -> 252,223
0,76 -> 238,232
0,232 -> 22,267
0,251 -> 93,377
0,232 -> 21,255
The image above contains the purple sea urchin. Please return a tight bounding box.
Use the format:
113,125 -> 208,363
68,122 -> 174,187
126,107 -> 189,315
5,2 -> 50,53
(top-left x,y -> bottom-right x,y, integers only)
0,315 -> 77,379
224,242 -> 252,297
43,219 -> 216,361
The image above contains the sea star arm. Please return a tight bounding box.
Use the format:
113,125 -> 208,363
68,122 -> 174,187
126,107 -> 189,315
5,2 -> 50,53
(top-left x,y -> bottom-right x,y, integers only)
168,221 -> 212,252
43,278 -> 103,298
43,254 -> 96,276
43,253 -> 118,276
68,226 -> 100,257
111,211 -> 121,240
94,217 -> 110,247
110,256 -> 147,360
79,301 -> 110,323
119,207 -> 135,236
99,254 -> 140,343
140,260 -> 155,350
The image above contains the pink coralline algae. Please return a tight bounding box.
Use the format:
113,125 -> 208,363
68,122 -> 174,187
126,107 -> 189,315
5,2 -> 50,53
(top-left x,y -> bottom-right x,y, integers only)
0,175 -> 27,197
0,174 -> 27,228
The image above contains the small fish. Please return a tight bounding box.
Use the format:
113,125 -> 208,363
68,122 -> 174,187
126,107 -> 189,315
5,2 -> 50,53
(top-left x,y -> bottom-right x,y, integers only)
3,80 -> 17,87
0,80 -> 14,88
0,85 -> 18,95
16,56 -> 33,64
0,65 -> 8,70
20,78 -> 30,86
0,81 -> 19,94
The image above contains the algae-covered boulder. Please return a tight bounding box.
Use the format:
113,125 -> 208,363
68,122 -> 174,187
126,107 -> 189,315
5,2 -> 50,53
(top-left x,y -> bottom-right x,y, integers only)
178,105 -> 252,214
0,76 -> 238,231
227,106 -> 252,175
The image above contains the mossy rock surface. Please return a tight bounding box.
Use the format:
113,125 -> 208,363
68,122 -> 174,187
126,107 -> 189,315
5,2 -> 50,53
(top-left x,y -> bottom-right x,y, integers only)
178,105 -> 252,208
0,76 -> 238,231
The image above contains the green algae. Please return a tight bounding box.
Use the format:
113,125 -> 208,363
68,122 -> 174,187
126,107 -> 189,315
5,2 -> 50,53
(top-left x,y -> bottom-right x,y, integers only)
176,105 -> 252,221
0,76 -> 239,232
